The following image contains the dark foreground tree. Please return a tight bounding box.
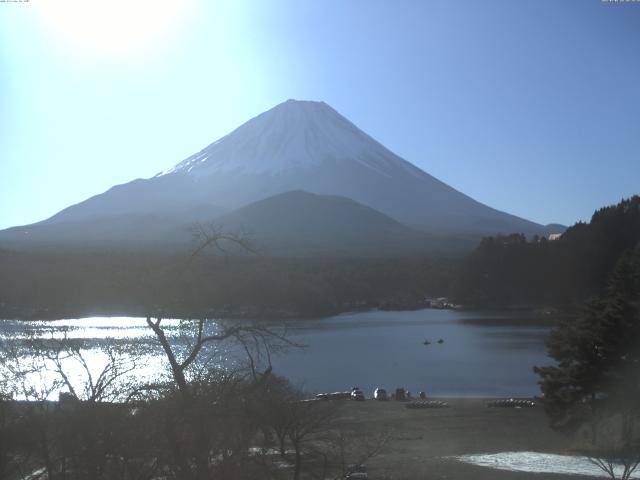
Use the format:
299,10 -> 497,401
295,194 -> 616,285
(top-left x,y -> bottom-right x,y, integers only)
535,246 -> 640,479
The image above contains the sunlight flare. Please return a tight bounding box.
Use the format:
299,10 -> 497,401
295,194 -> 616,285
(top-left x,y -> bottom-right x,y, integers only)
33,0 -> 193,54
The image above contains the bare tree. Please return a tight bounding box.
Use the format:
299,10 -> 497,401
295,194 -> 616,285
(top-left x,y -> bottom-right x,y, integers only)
0,331 -> 149,480
143,315 -> 296,480
585,413 -> 640,480
287,400 -> 341,480
318,430 -> 389,480
145,317 -> 291,397
0,334 -> 66,480
260,380 -> 388,480
26,330 -> 138,403
0,339 -> 27,480
189,221 -> 260,260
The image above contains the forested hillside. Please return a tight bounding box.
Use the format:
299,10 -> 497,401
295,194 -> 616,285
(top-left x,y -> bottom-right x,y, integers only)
454,196 -> 640,307
0,251 -> 454,319
2,197 -> 637,319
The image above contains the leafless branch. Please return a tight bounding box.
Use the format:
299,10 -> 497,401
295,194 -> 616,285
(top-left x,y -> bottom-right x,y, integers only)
188,222 -> 261,261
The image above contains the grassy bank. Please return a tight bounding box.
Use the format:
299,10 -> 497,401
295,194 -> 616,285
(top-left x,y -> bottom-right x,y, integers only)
334,399 -> 593,480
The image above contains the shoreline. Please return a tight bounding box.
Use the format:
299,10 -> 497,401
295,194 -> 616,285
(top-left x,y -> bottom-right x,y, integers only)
335,399 -> 594,480
3,397 -> 595,479
0,303 -> 574,323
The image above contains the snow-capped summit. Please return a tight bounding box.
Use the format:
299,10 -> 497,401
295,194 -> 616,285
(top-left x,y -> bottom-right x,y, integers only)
158,99 -> 421,178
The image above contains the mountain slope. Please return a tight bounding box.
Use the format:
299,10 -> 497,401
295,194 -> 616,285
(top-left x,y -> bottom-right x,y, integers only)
0,191 -> 445,255
0,99 -> 561,253
154,99 -> 549,235
214,190 -> 431,255
0,204 -> 225,250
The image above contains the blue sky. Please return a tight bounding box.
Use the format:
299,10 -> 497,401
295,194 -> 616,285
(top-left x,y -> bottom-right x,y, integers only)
1,0 -> 639,229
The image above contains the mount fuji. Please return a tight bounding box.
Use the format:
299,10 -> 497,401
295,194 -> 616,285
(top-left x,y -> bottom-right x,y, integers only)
0,100 -> 560,254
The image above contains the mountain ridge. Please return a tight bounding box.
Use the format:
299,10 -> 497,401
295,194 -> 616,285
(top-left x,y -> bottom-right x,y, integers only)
213,190 -> 432,255
0,190 -> 466,255
0,99 -> 563,253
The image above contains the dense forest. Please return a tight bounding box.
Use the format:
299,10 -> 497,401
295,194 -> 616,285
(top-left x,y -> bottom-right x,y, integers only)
1,196 -> 638,320
454,196 -> 640,307
0,251 -> 455,319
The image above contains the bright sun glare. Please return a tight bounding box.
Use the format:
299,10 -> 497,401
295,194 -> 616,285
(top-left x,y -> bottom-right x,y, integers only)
33,0 -> 192,54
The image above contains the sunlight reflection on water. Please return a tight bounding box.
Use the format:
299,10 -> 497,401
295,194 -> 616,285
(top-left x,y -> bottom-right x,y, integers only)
0,317 -> 232,399
1,317 -> 183,340
1,310 -> 551,398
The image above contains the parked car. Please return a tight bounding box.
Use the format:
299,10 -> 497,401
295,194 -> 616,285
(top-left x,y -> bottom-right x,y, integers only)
351,388 -> 365,401
346,464 -> 368,479
316,391 -> 351,400
374,387 -> 387,400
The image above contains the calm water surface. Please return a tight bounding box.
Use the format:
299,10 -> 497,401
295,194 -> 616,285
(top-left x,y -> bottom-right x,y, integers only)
278,309 -> 550,397
0,309 -> 552,398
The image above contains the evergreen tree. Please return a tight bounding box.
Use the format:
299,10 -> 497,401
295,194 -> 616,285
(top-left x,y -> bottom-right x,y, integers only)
535,246 -> 640,438
456,196 -> 640,306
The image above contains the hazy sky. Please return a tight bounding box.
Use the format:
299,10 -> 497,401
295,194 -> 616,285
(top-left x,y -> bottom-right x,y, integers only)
1,0 -> 639,229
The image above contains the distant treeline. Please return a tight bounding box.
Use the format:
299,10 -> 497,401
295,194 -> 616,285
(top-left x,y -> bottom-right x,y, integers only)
454,196 -> 640,307
0,251 -> 456,319
2,196 -> 638,319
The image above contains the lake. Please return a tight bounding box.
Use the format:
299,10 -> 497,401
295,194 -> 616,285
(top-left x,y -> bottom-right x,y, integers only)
0,308 -> 552,398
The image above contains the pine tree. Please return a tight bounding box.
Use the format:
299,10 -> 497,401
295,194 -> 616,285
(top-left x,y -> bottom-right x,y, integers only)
535,246 -> 640,435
